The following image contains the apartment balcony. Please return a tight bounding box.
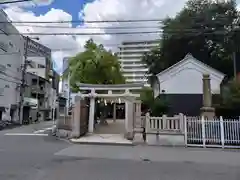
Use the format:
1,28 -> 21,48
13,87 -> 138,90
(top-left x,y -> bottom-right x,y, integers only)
118,58 -> 142,63
121,63 -> 146,68
122,68 -> 148,73
119,48 -> 151,53
31,85 -> 45,94
120,53 -> 144,58
119,43 -> 158,49
123,73 -> 146,77
126,78 -> 148,82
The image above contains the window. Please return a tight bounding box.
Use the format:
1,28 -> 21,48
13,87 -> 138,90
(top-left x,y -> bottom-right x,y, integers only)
7,64 -> 11,67
5,85 -> 9,88
38,64 -> 45,68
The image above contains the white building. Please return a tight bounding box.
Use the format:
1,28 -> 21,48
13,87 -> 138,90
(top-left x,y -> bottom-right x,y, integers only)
0,10 -> 24,121
61,57 -> 72,113
153,54 -> 225,116
26,56 -> 47,79
118,40 -> 159,85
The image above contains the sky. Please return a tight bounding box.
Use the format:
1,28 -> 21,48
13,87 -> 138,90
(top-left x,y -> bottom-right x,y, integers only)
1,0 -> 240,75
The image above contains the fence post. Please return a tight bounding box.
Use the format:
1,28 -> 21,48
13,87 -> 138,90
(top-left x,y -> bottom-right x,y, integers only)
220,116 -> 225,148
145,112 -> 150,133
201,116 -> 206,148
64,107 -> 66,124
163,114 -> 167,129
143,112 -> 150,142
184,115 -> 188,147
179,113 -> 184,132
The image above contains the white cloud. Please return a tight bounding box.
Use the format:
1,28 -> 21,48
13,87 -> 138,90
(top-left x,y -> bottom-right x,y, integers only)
3,0 -> 189,74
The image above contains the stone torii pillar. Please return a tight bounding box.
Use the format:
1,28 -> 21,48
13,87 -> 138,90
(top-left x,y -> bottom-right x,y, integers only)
200,74 -> 215,118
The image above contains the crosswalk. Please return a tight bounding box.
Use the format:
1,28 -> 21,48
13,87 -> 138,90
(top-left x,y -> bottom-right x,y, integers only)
4,125 -> 55,136
4,133 -> 48,136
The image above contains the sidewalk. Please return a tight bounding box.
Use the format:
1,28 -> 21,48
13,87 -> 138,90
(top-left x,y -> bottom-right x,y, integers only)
55,145 -> 240,166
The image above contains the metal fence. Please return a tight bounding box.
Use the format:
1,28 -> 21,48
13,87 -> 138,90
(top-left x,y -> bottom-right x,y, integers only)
185,116 -> 240,148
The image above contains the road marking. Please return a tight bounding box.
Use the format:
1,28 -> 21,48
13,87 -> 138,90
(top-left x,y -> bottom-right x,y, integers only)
4,133 -> 48,136
33,126 -> 55,134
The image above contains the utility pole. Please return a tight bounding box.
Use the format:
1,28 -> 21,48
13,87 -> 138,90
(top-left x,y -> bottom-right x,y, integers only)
19,36 -> 29,124
36,75 -> 40,122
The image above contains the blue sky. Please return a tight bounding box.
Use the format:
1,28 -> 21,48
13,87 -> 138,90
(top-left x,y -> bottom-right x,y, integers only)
25,0 -> 94,27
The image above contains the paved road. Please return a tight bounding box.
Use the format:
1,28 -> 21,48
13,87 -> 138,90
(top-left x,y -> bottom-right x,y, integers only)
0,123 -> 239,179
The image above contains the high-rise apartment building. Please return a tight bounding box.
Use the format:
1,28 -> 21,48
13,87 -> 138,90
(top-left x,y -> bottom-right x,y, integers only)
118,40 -> 159,85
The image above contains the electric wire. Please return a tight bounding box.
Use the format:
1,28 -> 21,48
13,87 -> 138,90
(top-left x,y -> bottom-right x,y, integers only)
0,0 -> 31,5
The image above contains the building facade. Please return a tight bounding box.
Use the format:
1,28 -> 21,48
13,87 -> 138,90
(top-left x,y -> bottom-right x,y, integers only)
0,10 -> 24,121
61,57 -> 71,112
118,40 -> 159,85
23,72 -> 51,122
153,54 -> 225,116
23,38 -> 58,122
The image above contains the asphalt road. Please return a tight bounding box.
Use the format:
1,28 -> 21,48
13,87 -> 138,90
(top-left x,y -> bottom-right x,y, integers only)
0,123 -> 239,180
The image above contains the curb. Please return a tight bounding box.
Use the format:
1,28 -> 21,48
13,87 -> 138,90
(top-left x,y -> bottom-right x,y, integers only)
69,140 -> 135,146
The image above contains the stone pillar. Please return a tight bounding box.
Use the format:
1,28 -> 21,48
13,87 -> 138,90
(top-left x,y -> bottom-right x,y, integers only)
88,97 -> 95,133
134,100 -> 142,128
200,74 -> 215,118
113,103 -> 116,122
71,96 -> 81,138
124,100 -> 134,140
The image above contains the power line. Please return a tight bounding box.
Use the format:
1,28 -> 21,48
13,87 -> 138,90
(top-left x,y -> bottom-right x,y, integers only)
0,31 -> 162,36
14,24 -> 161,29
2,16 -> 236,24
1,19 -> 163,24
0,29 -> 231,36
0,0 -> 31,5
0,76 -> 21,84
0,70 -> 22,81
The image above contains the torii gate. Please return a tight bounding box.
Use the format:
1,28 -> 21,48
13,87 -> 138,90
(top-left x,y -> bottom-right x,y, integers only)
71,83 -> 143,140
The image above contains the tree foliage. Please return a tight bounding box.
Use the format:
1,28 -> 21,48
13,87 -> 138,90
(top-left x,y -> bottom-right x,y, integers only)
65,39 -> 125,92
140,87 -> 169,116
142,0 -> 240,79
221,80 -> 240,108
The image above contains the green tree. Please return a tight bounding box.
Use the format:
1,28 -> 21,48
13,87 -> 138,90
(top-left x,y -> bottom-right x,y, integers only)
139,87 -> 169,116
142,0 -> 239,80
65,39 -> 125,92
64,39 -> 125,124
221,80 -> 240,108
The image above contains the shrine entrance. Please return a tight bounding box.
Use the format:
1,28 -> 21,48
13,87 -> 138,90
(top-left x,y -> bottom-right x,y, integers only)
71,83 -> 143,140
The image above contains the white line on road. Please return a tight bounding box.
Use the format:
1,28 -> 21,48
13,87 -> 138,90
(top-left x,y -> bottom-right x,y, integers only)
33,126 -> 55,134
4,133 -> 48,136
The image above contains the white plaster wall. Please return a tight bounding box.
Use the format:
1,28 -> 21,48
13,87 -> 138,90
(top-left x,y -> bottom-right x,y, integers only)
157,63 -> 223,95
